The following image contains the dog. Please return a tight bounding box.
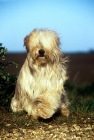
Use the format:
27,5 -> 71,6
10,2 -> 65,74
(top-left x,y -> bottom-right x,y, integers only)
11,29 -> 70,119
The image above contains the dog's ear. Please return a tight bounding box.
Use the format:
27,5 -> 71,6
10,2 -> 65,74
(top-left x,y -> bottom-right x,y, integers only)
24,35 -> 29,52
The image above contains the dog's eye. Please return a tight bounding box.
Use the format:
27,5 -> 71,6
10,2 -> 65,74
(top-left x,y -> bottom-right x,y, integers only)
38,49 -> 45,57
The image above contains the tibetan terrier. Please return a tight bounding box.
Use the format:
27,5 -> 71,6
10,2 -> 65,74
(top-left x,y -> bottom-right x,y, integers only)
11,29 -> 70,119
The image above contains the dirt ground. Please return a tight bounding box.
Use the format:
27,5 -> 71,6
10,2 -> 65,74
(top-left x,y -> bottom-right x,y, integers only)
0,107 -> 94,140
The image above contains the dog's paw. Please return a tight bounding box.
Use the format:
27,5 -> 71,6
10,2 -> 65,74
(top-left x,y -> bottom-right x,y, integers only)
11,98 -> 22,112
61,108 -> 70,117
27,112 -> 38,120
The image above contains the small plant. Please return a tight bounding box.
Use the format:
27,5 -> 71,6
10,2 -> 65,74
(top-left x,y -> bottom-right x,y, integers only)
0,43 -> 18,110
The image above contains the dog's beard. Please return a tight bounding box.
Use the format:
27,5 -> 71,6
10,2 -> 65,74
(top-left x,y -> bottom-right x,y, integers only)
31,49 -> 57,67
34,55 -> 50,66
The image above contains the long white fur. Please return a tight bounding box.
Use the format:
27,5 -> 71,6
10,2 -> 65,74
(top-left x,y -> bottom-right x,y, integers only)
11,29 -> 69,119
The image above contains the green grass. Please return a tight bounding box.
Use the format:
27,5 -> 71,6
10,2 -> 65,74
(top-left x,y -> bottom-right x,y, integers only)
65,81 -> 94,113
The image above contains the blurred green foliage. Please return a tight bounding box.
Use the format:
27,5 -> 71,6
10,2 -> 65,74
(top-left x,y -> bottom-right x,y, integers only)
0,43 -> 18,110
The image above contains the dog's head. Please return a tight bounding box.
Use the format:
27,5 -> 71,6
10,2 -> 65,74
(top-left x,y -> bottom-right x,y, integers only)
24,29 -> 62,66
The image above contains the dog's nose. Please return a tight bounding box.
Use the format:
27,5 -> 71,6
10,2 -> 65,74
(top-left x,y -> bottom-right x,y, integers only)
38,49 -> 45,57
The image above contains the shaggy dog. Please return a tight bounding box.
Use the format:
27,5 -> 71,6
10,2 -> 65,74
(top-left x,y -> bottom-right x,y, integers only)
11,29 -> 70,119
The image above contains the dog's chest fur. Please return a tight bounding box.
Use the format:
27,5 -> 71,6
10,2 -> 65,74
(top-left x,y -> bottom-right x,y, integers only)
18,58 -> 65,98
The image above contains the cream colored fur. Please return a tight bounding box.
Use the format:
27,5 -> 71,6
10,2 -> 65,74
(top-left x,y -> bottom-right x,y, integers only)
11,29 -> 69,119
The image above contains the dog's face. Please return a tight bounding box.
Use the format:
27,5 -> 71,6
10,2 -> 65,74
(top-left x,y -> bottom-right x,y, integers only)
24,29 -> 61,66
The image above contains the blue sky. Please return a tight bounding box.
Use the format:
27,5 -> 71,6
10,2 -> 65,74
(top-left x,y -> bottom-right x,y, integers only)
0,0 -> 94,53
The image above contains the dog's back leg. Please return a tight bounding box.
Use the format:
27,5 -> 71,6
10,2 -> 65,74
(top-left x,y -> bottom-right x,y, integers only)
60,93 -> 70,117
11,85 -> 22,112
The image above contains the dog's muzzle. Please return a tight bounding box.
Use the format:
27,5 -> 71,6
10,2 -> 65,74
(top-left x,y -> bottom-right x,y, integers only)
38,49 -> 45,57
